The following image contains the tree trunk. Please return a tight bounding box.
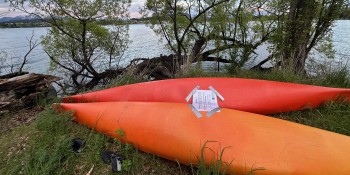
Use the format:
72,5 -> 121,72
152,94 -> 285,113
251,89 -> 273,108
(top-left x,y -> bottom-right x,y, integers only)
282,0 -> 316,73
191,38 -> 206,62
293,41 -> 309,73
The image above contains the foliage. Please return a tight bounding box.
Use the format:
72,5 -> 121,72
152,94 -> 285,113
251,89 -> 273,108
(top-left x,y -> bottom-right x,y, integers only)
143,0 -> 346,74
339,7 -> 350,19
270,0 -> 346,73
143,0 -> 231,68
339,0 -> 350,19
143,0 -> 279,73
7,0 -> 131,93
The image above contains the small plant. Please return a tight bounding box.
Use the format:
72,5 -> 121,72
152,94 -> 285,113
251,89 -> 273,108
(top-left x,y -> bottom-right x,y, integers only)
192,141 -> 232,175
121,159 -> 132,172
192,141 -> 263,175
115,128 -> 125,138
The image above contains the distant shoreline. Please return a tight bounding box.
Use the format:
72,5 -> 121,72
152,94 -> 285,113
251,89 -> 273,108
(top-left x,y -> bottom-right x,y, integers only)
0,18 -> 149,29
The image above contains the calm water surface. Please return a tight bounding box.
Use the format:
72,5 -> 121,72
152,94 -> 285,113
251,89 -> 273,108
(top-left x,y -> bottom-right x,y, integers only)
0,24 -> 170,74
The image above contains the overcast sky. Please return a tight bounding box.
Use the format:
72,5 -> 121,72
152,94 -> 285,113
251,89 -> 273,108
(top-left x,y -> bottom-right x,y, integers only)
0,0 -> 145,18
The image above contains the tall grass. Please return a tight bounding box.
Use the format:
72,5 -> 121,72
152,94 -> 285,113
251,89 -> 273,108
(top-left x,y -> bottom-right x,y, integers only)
180,65 -> 309,83
316,67 -> 350,88
192,141 -> 233,175
274,101 -> 350,136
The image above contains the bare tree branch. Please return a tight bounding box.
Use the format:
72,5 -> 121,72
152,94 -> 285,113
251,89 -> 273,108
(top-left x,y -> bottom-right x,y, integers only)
18,31 -> 40,74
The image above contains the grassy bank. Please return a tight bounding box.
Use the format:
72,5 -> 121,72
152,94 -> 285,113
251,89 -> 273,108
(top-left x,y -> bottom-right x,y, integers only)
1,68 -> 350,174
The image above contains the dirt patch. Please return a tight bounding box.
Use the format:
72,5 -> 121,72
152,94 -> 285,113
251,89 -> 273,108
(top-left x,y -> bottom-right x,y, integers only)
0,106 -> 43,133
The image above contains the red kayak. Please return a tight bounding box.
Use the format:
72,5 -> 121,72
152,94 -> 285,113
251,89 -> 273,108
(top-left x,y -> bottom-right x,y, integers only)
62,78 -> 350,114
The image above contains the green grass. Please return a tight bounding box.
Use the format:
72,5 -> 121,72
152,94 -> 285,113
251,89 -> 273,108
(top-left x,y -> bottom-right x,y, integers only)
1,67 -> 350,174
273,101 -> 350,136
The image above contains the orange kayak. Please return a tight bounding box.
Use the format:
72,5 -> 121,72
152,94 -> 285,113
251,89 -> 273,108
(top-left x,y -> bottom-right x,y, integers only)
62,78 -> 350,114
58,102 -> 350,175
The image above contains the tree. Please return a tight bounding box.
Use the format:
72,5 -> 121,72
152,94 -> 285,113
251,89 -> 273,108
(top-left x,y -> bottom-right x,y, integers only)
272,0 -> 346,73
206,0 -> 280,70
144,0 -> 230,71
143,0 -> 279,72
7,0 -> 131,92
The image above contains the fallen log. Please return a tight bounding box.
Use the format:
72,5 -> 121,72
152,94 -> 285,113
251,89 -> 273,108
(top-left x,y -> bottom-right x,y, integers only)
127,55 -> 176,80
0,73 -> 61,113
126,54 -> 230,80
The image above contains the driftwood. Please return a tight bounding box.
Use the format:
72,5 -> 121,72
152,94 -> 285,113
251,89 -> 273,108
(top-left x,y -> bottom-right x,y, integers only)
0,73 -> 60,113
127,55 -> 178,80
126,54 -> 230,80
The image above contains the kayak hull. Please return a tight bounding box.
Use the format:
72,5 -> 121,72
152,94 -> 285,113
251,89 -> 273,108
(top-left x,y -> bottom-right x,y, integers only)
62,78 -> 350,114
58,102 -> 350,174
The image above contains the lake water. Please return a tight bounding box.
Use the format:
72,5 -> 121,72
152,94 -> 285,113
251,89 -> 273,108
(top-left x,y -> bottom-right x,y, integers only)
0,21 -> 350,75
329,21 -> 350,64
0,24 -> 171,74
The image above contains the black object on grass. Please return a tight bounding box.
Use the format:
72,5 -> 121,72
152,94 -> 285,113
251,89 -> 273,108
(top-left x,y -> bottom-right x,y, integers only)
101,151 -> 126,172
71,138 -> 85,153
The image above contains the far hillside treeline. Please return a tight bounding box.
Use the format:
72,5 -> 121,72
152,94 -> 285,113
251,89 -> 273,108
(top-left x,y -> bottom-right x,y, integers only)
0,18 -> 150,28
2,6 -> 350,28
2,13 -> 350,28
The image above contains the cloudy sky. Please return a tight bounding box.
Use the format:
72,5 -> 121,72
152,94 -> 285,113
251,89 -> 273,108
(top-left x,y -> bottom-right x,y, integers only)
0,0 -> 145,18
